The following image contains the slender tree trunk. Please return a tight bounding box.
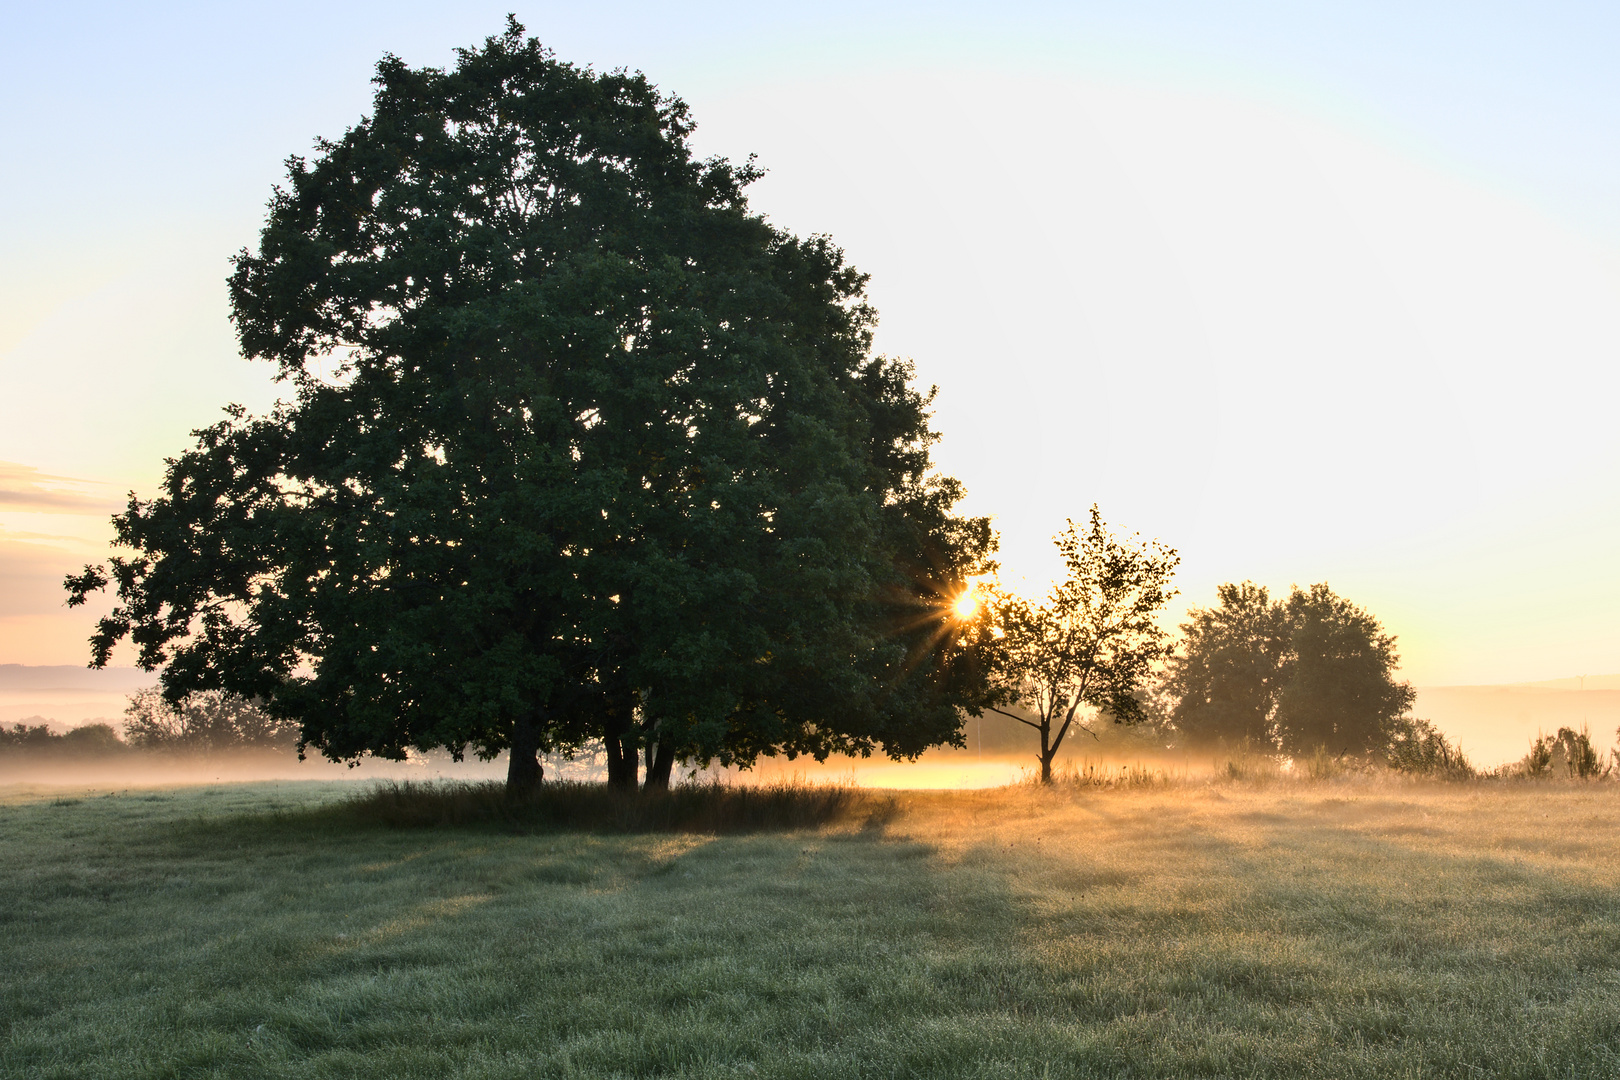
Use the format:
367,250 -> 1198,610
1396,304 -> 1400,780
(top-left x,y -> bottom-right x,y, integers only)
1039,714 -> 1054,783
643,739 -> 676,791
506,710 -> 544,795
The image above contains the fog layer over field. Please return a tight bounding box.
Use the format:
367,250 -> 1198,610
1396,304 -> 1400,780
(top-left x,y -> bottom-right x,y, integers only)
0,750 -> 512,790
6,665 -> 1619,787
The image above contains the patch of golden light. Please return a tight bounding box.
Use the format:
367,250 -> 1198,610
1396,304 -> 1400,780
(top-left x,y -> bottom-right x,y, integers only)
952,589 -> 978,620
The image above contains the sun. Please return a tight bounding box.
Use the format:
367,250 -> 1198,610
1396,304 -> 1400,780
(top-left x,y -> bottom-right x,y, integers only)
951,589 -> 978,621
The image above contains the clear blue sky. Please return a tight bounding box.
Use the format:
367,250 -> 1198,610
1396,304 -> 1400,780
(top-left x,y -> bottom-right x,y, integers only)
3,2 -> 1619,685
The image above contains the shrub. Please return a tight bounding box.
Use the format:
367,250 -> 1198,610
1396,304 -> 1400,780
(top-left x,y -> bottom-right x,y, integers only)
1304,746 -> 1356,780
1218,739 -> 1285,783
1386,717 -> 1475,778
58,723 -> 127,754
0,720 -> 130,758
1521,726 -> 1610,780
0,721 -> 59,752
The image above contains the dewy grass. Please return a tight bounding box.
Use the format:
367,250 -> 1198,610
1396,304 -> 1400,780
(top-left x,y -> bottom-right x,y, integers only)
3,778 -> 1619,1078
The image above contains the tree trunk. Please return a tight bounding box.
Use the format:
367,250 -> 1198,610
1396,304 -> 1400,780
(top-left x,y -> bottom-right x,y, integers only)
506,710 -> 544,794
603,697 -> 638,790
643,738 -> 676,791
1039,719 -> 1054,784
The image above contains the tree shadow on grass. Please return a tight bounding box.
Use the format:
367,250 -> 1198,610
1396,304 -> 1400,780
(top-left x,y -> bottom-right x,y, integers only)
313,778 -> 902,835
11,782 -> 1620,1079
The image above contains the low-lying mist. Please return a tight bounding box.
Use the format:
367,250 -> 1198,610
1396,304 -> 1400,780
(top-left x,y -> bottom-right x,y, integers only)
6,683 -> 1618,792
0,749 -> 510,790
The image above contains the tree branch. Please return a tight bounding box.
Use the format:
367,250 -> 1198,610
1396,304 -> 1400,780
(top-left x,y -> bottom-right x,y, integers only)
986,706 -> 1043,730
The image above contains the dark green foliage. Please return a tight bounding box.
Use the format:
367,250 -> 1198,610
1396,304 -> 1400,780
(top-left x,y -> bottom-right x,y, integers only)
0,721 -> 62,752
59,723 -> 127,755
1526,732 -> 1556,777
1163,582 -> 1415,757
65,20 -> 995,789
0,721 -> 128,757
1276,584 -> 1416,756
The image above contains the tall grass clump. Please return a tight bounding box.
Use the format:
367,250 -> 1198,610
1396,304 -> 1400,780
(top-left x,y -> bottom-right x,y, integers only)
335,778 -> 895,833
1514,725 -> 1613,780
1038,759 -> 1180,789
1220,740 -> 1285,784
1301,745 -> 1358,780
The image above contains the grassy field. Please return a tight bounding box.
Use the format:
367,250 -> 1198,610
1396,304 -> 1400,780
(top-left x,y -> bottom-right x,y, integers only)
3,775 -> 1619,1078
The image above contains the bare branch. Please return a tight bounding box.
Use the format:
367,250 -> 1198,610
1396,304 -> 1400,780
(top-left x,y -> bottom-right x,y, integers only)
986,706 -> 1043,730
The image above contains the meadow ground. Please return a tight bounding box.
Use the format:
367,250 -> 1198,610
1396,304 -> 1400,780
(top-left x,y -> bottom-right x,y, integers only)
2,774 -> 1618,1078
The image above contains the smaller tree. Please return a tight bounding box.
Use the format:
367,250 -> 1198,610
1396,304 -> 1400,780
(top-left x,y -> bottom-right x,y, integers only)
982,508 -> 1179,783
123,689 -> 297,752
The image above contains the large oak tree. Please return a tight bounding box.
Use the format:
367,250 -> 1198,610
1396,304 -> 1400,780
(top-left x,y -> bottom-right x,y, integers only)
67,21 -> 996,791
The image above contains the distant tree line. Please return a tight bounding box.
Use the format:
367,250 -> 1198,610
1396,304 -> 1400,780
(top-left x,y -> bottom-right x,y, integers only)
121,690 -> 298,751
0,721 -> 127,757
0,691 -> 296,759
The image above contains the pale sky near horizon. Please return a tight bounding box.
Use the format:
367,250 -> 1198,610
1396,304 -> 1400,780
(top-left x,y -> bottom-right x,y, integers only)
2,2 -> 1618,686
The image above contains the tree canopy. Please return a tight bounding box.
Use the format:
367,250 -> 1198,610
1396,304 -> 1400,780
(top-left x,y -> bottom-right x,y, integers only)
1160,582 -> 1291,748
66,20 -> 996,790
1162,582 -> 1415,755
1274,584 -> 1416,755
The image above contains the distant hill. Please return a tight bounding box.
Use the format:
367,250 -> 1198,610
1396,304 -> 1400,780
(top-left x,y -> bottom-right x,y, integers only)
0,665 -> 155,728
1492,674 -> 1620,692
1415,676 -> 1620,768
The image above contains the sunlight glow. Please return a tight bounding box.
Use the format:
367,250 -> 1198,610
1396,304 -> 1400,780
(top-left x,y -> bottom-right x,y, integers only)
952,589 -> 978,621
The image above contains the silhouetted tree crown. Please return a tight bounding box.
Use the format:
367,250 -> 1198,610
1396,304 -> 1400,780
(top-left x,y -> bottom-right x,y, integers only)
66,20 -> 996,790
1163,582 -> 1414,755
1275,583 -> 1415,755
1162,582 -> 1290,748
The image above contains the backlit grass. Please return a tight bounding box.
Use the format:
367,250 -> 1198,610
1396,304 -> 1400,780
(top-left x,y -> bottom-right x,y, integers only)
2,777 -> 1618,1078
